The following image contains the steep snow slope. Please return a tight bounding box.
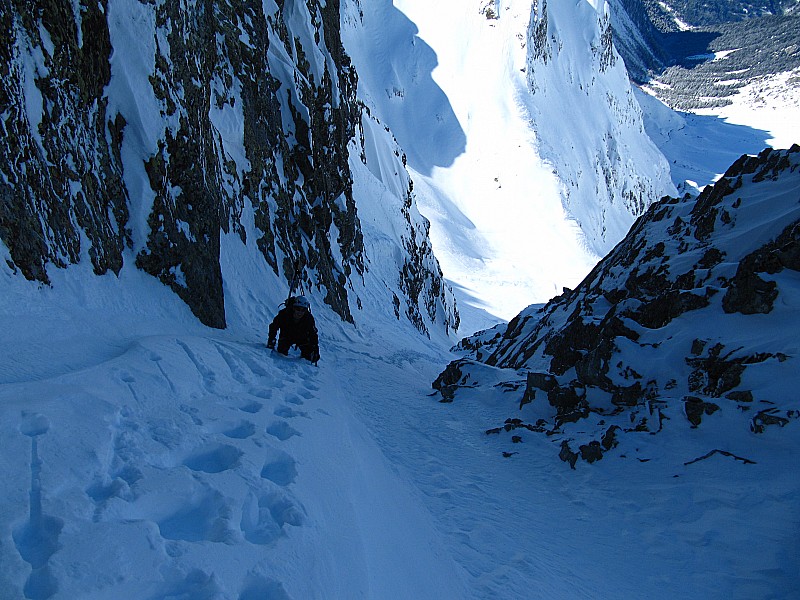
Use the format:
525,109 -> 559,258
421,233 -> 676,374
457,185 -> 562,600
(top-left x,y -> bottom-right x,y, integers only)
0,262 -> 468,599
344,0 -> 675,331
2,3 -> 798,600
523,0 -> 675,250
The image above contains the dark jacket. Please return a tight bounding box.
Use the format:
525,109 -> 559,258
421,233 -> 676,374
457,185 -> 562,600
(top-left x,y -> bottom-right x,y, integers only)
268,306 -> 319,351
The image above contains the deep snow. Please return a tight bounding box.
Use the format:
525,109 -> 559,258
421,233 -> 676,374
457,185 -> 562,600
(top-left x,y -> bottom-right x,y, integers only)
2,0 -> 799,599
4,253 -> 797,599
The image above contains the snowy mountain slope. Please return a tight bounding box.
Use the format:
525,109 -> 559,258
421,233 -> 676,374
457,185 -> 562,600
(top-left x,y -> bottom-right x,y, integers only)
0,0 -> 457,337
525,0 -> 676,251
0,263 -> 468,599
343,0 -> 675,330
6,156 -> 800,599
1,3 -> 799,600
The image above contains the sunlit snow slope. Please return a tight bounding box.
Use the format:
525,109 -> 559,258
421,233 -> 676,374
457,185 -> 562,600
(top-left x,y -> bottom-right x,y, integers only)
343,0 -> 675,332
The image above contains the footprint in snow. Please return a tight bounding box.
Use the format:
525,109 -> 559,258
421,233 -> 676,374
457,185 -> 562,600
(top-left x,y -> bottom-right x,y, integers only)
265,421 -> 300,441
157,489 -> 234,543
249,386 -> 276,399
284,394 -> 304,406
183,443 -> 243,474
86,413 -> 146,521
273,405 -> 307,419
204,418 -> 258,440
223,420 -> 257,439
86,476 -> 131,506
240,490 -> 304,545
239,401 -> 263,414
260,449 -> 298,486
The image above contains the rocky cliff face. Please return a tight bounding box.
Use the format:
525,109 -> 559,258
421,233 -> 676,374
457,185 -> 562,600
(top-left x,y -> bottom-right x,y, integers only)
436,146 -> 800,466
0,0 -> 457,333
1,1 -> 127,282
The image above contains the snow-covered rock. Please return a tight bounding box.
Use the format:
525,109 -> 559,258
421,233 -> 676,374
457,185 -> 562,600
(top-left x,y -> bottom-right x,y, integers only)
439,145 -> 800,466
0,0 -> 457,335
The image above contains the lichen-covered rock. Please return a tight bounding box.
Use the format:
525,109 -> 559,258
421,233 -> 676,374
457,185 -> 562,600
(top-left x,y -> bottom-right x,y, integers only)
432,358 -> 476,403
683,396 -> 720,428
